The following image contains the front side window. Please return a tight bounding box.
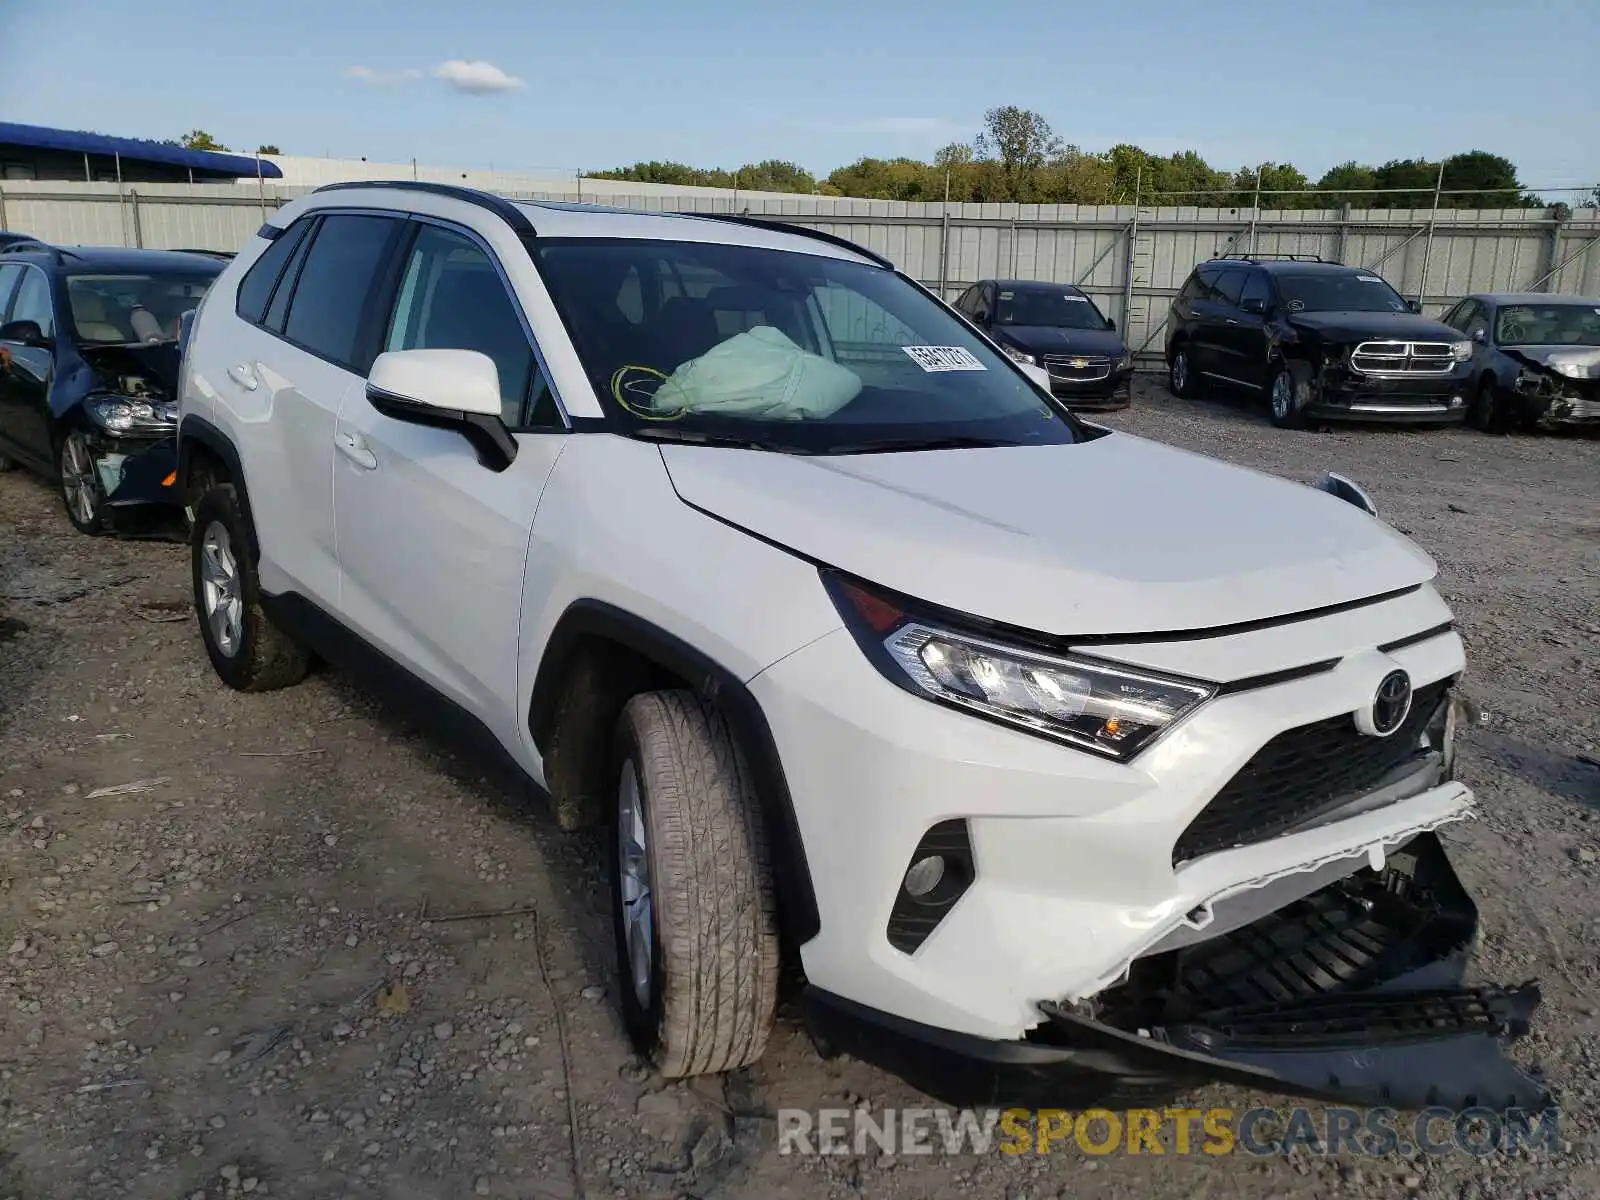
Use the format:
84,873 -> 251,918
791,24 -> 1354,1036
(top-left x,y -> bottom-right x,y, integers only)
1239,272 -> 1272,311
385,224 -> 542,427
0,264 -> 23,324
9,267 -> 54,339
1213,269 -> 1246,306
534,238 -> 1079,454
236,218 -> 312,325
1276,270 -> 1411,314
66,268 -> 220,344
994,287 -> 1110,330
283,214 -> 402,370
1494,302 -> 1600,348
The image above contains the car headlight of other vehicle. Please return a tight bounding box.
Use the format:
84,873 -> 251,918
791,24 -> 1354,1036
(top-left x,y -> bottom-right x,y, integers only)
824,575 -> 1215,761
1551,360 -> 1587,379
85,394 -> 179,435
1000,343 -> 1037,366
1118,350 -> 1134,370
1450,340 -> 1473,362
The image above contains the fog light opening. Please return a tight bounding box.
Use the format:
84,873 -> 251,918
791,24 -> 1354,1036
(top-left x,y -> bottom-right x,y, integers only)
1449,395 -> 1466,408
903,855 -> 946,898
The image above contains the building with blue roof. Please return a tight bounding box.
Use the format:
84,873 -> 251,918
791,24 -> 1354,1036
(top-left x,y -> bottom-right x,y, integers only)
0,123 -> 283,184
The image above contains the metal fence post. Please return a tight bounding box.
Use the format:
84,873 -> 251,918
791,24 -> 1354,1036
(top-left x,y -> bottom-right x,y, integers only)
0,183 -> 8,232
1545,205 -> 1565,293
1417,161 -> 1445,307
1121,166 -> 1141,336
1336,202 -> 1350,264
129,189 -> 143,248
938,167 -> 951,299
1249,166 -> 1261,255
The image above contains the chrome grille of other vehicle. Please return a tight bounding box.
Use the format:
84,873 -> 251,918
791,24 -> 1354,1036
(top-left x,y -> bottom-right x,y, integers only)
1350,341 -> 1455,376
1043,354 -> 1112,382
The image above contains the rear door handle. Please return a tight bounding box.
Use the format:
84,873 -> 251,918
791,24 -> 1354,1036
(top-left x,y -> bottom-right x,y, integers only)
226,363 -> 259,391
335,429 -> 378,470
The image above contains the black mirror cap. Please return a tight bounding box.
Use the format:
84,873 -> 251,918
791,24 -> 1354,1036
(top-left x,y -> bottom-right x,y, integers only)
1106,317 -> 1117,331
1409,299 -> 1424,314
0,318 -> 47,347
364,383 -> 518,473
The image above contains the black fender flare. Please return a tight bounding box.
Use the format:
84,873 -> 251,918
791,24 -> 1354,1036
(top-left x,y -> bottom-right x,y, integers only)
529,599 -> 821,946
177,414 -> 257,541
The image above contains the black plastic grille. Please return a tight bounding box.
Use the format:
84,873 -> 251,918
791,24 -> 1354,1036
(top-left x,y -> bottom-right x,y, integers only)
1173,681 -> 1450,865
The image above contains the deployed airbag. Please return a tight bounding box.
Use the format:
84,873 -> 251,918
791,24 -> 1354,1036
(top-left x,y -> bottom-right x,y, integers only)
653,326 -> 863,420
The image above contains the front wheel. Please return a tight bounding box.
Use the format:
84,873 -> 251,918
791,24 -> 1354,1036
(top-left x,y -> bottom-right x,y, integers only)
1168,346 -> 1196,398
610,691 -> 779,1079
58,426 -> 108,535
190,484 -> 309,692
1468,376 -> 1504,433
1267,363 -> 1310,429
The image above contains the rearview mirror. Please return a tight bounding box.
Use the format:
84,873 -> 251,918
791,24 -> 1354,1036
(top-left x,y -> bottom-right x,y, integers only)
0,319 -> 48,347
365,349 -> 517,472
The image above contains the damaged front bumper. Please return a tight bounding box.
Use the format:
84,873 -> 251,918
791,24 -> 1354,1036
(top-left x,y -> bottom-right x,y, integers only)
1513,377 -> 1600,429
805,833 -> 1548,1110
1305,362 -> 1471,423
96,434 -> 180,509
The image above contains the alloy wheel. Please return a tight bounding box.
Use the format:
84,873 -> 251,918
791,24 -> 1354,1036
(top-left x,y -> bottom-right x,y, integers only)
198,520 -> 244,658
617,759 -> 654,1009
60,432 -> 100,527
1271,371 -> 1293,420
1171,351 -> 1189,393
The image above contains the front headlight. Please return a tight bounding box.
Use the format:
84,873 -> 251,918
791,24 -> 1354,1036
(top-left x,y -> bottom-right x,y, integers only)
1450,340 -> 1473,361
826,575 -> 1215,761
1000,343 -> 1037,366
85,395 -> 178,435
1117,350 -> 1134,370
1552,360 -> 1586,379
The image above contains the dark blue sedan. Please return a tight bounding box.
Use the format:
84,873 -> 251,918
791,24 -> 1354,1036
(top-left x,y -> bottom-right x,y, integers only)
1441,292 -> 1600,433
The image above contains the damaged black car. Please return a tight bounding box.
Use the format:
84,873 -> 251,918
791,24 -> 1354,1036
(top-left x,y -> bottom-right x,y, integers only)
0,243 -> 222,533
1443,292 -> 1600,433
1165,256 -> 1475,429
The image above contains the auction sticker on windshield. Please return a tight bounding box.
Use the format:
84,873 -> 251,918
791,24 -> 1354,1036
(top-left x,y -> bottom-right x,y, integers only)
903,346 -> 987,372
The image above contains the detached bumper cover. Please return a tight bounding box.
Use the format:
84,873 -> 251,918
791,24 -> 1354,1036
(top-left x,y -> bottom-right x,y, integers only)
805,834 -> 1548,1109
103,435 -> 179,508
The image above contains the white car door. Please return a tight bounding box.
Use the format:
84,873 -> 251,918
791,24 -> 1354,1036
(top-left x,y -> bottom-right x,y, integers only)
214,212 -> 406,607
332,219 -> 567,737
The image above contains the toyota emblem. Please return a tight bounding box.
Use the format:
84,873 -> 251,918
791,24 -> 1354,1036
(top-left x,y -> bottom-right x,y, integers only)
1367,670 -> 1413,737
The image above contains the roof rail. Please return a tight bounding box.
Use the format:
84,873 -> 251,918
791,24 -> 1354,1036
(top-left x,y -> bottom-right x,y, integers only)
671,212 -> 894,269
1215,252 -> 1326,263
311,180 -> 537,237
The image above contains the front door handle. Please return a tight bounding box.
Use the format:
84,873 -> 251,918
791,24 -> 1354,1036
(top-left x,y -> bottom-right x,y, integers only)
335,429 -> 378,470
225,363 -> 258,391
1225,318 -> 1240,326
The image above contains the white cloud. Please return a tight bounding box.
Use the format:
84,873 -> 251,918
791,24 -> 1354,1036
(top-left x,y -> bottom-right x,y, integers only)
344,65 -> 423,86
432,60 -> 524,94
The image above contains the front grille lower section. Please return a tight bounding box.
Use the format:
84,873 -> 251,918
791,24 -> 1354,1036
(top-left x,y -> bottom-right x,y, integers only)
1350,341 -> 1455,376
1043,354 -> 1112,382
1172,681 -> 1450,866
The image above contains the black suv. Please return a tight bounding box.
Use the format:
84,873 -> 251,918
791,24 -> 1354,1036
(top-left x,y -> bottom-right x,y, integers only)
0,243 -> 222,533
954,279 -> 1132,408
1164,255 -> 1473,428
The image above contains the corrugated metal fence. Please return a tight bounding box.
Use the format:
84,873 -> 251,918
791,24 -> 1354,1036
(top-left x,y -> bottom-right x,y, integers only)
4,181 -> 1596,366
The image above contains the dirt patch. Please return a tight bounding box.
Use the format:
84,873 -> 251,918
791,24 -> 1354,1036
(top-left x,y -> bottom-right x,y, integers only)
2,382 -> 1597,1199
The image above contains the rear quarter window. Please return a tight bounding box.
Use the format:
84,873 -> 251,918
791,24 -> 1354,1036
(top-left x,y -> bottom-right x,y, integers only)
235,219 -> 312,325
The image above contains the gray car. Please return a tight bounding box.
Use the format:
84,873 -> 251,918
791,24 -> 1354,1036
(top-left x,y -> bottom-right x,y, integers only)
1440,293 -> 1600,432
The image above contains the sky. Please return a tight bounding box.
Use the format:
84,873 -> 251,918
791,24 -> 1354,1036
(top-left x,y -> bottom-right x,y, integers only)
4,0 -> 1597,194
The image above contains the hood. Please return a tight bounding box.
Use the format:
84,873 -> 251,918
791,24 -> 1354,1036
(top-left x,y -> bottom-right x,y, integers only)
78,342 -> 181,398
660,435 -> 1437,638
992,325 -> 1126,358
1504,344 -> 1600,380
1286,311 -> 1461,344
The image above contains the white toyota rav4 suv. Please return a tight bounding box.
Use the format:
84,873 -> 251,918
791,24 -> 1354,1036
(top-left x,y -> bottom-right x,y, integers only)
177,182 -> 1545,1110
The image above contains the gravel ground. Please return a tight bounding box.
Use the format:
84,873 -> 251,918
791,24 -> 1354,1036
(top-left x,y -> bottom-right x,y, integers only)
1,381 -> 1597,1200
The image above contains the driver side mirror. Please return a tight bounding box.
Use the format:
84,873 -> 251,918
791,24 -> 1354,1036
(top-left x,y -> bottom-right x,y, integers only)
365,349 -> 518,472
1240,297 -> 1267,316
1408,300 -> 1423,314
1105,317 -> 1116,331
0,319 -> 49,348
1471,327 -> 1488,344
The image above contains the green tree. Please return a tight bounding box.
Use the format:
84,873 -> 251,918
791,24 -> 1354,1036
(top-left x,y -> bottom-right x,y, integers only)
180,130 -> 228,152
731,160 -> 816,193
256,144 -> 282,156
975,106 -> 1062,200
1439,150 -> 1534,208
1316,161 -> 1379,205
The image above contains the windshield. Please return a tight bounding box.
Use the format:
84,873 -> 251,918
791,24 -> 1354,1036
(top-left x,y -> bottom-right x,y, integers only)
1495,302 -> 1600,348
994,288 -> 1109,330
67,269 -> 220,345
1276,271 -> 1411,315
534,239 -> 1078,453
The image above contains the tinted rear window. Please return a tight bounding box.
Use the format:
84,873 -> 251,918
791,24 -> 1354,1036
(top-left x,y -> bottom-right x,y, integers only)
283,215 -> 401,370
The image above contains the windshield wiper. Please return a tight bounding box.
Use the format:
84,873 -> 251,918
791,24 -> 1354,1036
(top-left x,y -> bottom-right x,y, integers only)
820,435 -> 1032,455
626,426 -> 818,455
